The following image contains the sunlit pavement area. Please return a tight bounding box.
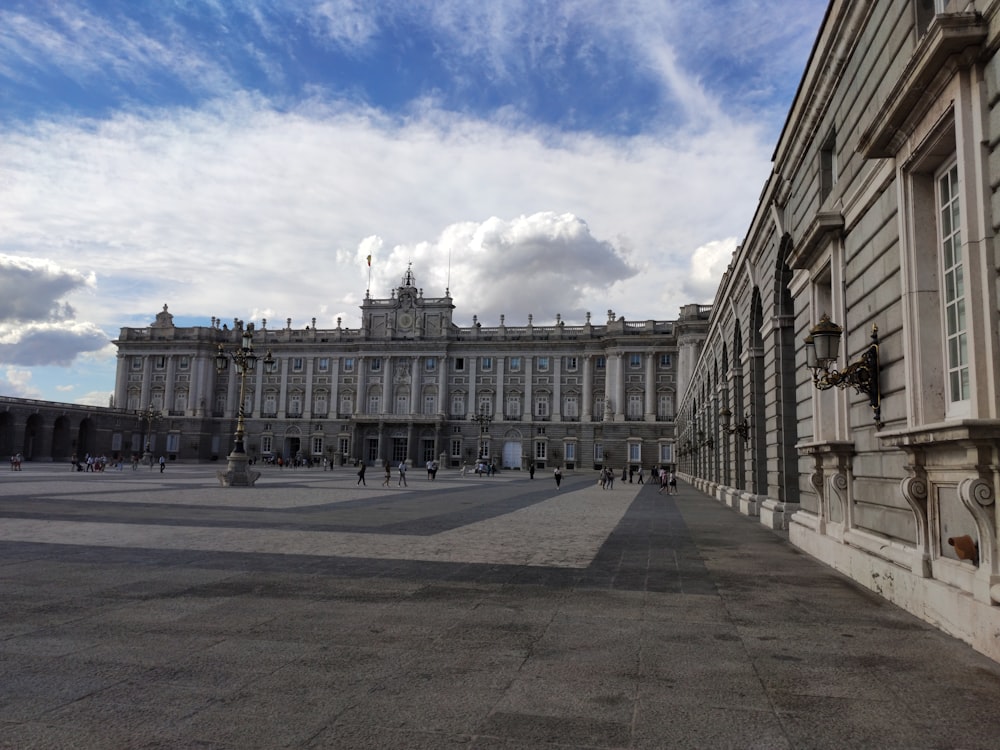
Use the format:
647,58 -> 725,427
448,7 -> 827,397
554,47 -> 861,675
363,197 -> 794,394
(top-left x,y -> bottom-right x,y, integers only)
2,464 -> 1000,749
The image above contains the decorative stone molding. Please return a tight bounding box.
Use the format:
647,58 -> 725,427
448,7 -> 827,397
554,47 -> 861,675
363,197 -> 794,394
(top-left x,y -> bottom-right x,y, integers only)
900,473 -> 931,578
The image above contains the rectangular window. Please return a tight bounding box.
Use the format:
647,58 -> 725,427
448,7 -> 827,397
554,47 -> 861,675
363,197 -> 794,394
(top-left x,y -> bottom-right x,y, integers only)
425,358 -> 436,371
535,442 -> 547,460
343,358 -> 355,372
368,395 -> 380,414
564,395 -> 578,417
132,356 -> 142,370
628,443 -> 641,462
939,163 -> 969,408
537,357 -> 549,372
455,357 -> 465,371
451,437 -> 462,457
155,356 -> 166,370
318,358 -> 330,372
338,437 -> 349,456
166,433 -> 180,453
627,393 -> 643,419
481,356 -> 493,371
312,437 -> 323,455
629,353 -> 641,368
261,435 -> 273,454
424,395 -> 436,415
565,356 -> 578,371
178,356 -> 189,370
506,395 -> 521,418
451,395 -> 465,416
477,395 -> 492,415
595,356 -> 606,369
594,443 -> 604,462
660,444 -> 674,463
292,358 -> 304,372
535,395 -> 549,417
509,356 -> 521,372
659,354 -> 672,368
565,443 -> 576,461
339,396 -> 352,415
371,358 -> 382,372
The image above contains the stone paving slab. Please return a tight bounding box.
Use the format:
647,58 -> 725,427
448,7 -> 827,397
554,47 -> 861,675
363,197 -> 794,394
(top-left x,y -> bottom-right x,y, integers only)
2,465 -> 1000,749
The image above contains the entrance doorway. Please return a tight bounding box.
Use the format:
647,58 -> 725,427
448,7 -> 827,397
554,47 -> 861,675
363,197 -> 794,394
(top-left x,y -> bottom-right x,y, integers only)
502,441 -> 522,470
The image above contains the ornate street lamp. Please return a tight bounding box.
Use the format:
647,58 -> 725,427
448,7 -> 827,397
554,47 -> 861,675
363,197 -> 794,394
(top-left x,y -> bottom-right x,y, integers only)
136,405 -> 162,466
215,323 -> 275,486
470,406 -> 493,462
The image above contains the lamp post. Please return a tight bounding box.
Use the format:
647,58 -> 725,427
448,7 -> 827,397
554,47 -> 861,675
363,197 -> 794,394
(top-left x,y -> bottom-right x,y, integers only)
470,406 -> 493,464
214,323 -> 274,487
136,405 -> 161,467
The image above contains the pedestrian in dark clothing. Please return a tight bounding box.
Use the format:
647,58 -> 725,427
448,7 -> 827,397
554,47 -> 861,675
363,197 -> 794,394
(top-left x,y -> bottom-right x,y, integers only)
357,463 -> 366,486
554,466 -> 562,490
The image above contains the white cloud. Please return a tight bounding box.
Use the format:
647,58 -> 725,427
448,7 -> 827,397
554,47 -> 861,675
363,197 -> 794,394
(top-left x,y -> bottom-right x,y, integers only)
0,367 -> 42,399
685,238 -> 737,303
0,97 -> 772,333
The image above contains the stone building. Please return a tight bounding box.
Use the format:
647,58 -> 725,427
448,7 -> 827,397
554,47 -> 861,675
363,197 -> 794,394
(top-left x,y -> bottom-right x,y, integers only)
676,0 -> 1000,661
111,267 -> 707,471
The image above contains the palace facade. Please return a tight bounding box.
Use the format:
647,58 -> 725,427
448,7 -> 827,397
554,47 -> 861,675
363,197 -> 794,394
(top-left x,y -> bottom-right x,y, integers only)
677,0 -> 1000,660
109,268 -> 708,471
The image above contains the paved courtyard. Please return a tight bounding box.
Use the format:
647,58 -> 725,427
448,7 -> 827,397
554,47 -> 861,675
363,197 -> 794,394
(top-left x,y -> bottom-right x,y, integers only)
2,464 -> 999,749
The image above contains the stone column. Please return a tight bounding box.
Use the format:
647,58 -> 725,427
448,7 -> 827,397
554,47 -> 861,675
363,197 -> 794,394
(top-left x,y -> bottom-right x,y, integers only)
253,356 -> 264,417
304,358 -> 314,418
615,353 -> 625,422
164,355 -> 176,414
140,357 -> 152,410
356,357 -> 366,416
495,357 -> 505,419
524,356 -> 533,421
330,358 -> 340,417
277,357 -> 288,418
383,355 -> 393,414
645,352 -> 656,421
410,356 -> 420,415
553,356 -> 562,420
466,356 -> 478,415
582,355 -> 593,421
437,356 -> 447,416
114,355 -> 128,410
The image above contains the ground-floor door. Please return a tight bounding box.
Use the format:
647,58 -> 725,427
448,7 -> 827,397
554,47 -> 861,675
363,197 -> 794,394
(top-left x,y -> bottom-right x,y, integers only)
502,441 -> 522,470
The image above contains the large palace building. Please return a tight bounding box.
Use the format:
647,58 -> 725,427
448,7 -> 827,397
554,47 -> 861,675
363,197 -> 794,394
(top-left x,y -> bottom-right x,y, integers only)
109,267 -> 709,471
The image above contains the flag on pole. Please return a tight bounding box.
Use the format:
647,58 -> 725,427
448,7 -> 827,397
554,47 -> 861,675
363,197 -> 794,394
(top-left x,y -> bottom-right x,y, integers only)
366,255 -> 372,267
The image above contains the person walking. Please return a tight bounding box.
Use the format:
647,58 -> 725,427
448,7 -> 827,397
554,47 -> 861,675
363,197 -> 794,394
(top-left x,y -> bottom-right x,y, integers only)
637,467 -> 644,485
669,471 -> 677,495
357,462 -> 366,486
398,461 -> 407,486
554,466 -> 562,490
382,463 -> 391,486
158,455 -> 166,473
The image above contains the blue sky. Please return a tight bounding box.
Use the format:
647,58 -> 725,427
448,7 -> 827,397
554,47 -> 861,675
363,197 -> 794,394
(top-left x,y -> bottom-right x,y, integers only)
0,0 -> 828,405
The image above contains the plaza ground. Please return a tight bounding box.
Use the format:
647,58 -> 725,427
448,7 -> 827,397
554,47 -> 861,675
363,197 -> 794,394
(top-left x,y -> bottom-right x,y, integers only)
1,464 -> 999,749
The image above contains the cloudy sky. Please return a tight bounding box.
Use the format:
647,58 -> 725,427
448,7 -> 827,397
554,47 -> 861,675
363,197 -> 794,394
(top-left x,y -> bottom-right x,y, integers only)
0,0 -> 827,406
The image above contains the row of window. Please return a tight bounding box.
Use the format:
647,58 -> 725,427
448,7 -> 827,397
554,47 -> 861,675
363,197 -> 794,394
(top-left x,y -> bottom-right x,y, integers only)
131,389 -> 677,419
133,353 -> 675,374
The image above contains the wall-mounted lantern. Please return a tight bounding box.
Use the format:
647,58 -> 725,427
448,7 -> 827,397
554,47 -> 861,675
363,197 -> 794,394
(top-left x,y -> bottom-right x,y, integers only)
719,407 -> 750,442
803,314 -> 883,429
